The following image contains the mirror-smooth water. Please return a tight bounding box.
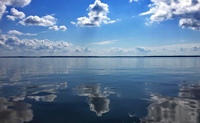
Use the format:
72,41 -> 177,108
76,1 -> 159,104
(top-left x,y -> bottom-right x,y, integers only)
0,58 -> 200,123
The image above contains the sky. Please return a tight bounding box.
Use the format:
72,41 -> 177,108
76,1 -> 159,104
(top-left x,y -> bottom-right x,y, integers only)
0,0 -> 200,56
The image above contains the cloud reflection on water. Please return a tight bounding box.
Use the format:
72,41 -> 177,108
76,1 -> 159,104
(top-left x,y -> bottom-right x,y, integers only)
0,81 -> 67,103
141,93 -> 200,123
28,94 -> 57,102
0,58 -> 200,122
27,82 -> 67,102
140,81 -> 200,123
0,97 -> 33,123
179,81 -> 200,99
76,83 -> 116,116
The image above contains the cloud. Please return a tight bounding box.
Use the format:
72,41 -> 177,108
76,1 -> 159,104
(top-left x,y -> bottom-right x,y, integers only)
1,33 -> 200,55
8,30 -> 22,35
109,47 -> 124,53
71,21 -> 76,25
49,25 -> 59,31
6,8 -> 25,21
49,25 -> 67,32
0,34 -> 73,52
0,29 -> 2,33
179,18 -> 200,30
6,15 -> 15,21
90,40 -> 117,45
129,0 -> 138,3
108,44 -> 200,55
6,0 -> 32,7
75,47 -> 93,53
0,3 -> 7,20
193,46 -> 200,51
49,25 -> 67,31
0,34 -> 99,55
19,15 -> 57,27
135,47 -> 151,53
25,33 -> 37,36
74,0 -> 117,27
0,0 -> 31,19
59,25 -> 67,31
180,47 -> 187,52
151,44 -> 200,54
140,0 -> 200,30
8,30 -> 37,36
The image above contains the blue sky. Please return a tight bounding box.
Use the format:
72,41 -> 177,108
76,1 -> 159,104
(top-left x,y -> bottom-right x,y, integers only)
0,0 -> 200,56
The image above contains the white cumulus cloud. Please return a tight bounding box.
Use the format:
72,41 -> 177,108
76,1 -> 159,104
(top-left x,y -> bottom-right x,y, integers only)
6,15 -> 15,21
109,47 -> 124,53
59,25 -> 67,31
129,0 -> 138,3
6,8 -> 25,21
71,21 -> 76,25
48,25 -> 67,31
135,47 -> 151,53
19,15 -> 57,27
49,25 -> 59,31
0,34 -> 73,52
75,47 -> 93,53
73,0 -> 118,27
108,44 -> 200,55
0,0 -> 31,19
140,0 -> 200,30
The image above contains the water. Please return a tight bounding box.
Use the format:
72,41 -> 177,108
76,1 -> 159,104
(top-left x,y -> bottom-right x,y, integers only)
0,57 -> 200,123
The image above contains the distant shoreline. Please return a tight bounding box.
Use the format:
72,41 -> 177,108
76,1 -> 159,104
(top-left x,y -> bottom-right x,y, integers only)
0,56 -> 200,58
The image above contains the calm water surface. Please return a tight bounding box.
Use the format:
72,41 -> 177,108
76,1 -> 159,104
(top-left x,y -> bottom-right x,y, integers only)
0,58 -> 200,123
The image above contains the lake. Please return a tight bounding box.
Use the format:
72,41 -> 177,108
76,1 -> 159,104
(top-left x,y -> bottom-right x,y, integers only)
0,57 -> 200,123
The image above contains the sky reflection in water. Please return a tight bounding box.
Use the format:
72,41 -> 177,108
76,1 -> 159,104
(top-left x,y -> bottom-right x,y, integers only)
0,58 -> 200,123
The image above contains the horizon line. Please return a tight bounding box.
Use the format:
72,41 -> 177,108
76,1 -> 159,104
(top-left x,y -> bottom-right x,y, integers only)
0,55 -> 200,58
